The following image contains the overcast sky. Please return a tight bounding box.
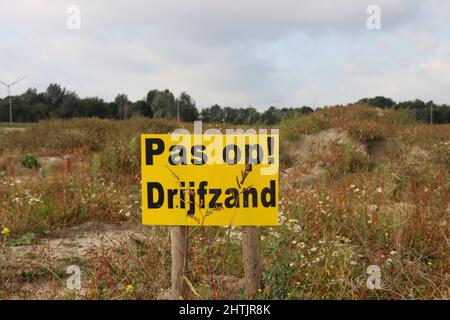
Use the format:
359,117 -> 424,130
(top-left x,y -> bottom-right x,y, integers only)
0,0 -> 449,110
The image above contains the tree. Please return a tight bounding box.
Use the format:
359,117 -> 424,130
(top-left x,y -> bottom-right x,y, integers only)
131,100 -> 152,117
45,83 -> 66,110
200,107 -> 211,122
230,107 -> 260,125
397,99 -> 426,110
80,97 -> 109,118
209,104 -> 224,122
244,107 -> 260,124
359,96 -> 395,109
222,107 -> 238,124
105,102 -> 119,119
58,92 -> 80,118
151,90 -> 176,118
260,106 -> 281,125
28,103 -> 49,122
0,99 -> 10,122
178,92 -> 199,122
299,106 -> 314,115
20,88 -> 40,106
146,89 -> 158,106
114,94 -> 130,119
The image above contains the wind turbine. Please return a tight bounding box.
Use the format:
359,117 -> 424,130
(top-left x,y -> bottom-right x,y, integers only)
0,75 -> 28,124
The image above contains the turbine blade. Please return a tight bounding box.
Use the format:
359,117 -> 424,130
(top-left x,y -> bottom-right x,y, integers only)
10,75 -> 28,86
0,80 -> 9,86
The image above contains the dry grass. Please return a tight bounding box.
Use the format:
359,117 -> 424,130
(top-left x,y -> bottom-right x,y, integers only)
0,108 -> 449,300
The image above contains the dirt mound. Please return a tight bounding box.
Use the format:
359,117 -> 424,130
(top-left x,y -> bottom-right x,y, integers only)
280,129 -> 412,192
281,128 -> 364,191
294,161 -> 326,188
285,128 -> 359,165
366,138 -> 404,162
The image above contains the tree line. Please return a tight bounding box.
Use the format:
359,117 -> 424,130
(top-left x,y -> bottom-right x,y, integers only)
358,96 -> 450,124
0,83 -> 449,124
0,83 -> 313,124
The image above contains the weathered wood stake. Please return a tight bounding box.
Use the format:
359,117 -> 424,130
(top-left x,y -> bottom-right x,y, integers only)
170,226 -> 189,299
242,226 -> 261,298
63,156 -> 71,174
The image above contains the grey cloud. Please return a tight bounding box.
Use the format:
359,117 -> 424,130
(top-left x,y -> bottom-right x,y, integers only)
0,0 -> 449,109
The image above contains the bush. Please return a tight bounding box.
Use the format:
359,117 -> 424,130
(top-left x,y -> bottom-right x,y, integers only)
280,104 -> 414,142
20,153 -> 39,169
281,112 -> 330,140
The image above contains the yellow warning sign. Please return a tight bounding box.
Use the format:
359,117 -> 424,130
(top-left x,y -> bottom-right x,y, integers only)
141,133 -> 279,226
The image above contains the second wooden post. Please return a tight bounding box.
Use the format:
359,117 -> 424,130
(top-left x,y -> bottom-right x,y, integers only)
242,226 -> 262,298
171,226 -> 189,299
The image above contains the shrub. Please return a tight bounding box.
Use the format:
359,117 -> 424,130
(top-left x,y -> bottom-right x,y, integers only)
281,112 -> 330,140
20,153 -> 39,169
280,104 -> 413,142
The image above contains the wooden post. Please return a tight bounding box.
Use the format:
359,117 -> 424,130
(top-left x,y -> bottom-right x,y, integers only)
64,156 -> 71,174
170,226 -> 189,299
242,226 -> 261,298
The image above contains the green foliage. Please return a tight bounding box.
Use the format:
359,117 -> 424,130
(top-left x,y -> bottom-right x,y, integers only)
91,153 -> 102,182
115,94 -> 130,119
280,104 -> 417,142
7,232 -> 36,246
178,92 -> 199,122
1,84 -> 450,126
363,97 -> 450,124
359,96 -> 395,109
383,107 -> 417,125
201,104 -> 224,122
262,238 -> 296,299
281,112 -> 330,140
151,90 -> 176,118
260,106 -> 281,125
20,153 -> 39,169
200,104 -> 313,125
45,83 -> 66,108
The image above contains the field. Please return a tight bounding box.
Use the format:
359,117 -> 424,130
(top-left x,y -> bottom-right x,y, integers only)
0,104 -> 449,300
